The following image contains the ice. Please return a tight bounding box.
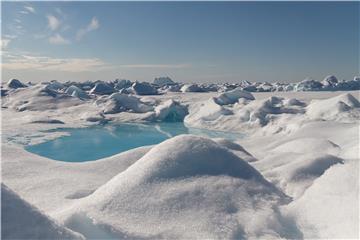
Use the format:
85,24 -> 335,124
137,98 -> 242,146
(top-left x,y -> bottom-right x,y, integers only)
89,81 -> 115,95
7,78 -> 27,89
153,76 -> 175,87
131,81 -> 158,95
154,99 -> 188,122
1,78 -> 359,239
65,85 -> 90,99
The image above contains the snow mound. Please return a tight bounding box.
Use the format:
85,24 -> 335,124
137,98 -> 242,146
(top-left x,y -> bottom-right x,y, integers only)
89,82 -> 115,95
180,83 -> 202,92
214,88 -> 255,105
284,161 -> 359,239
7,78 -> 27,89
3,84 -> 83,111
213,138 -> 257,162
185,96 -> 306,131
131,82 -> 158,95
65,135 -> 294,239
1,184 -> 84,239
258,152 -> 344,198
65,85 -> 89,100
306,93 -> 360,121
185,97 -> 232,124
102,93 -> 154,114
272,138 -> 340,156
154,99 -> 188,122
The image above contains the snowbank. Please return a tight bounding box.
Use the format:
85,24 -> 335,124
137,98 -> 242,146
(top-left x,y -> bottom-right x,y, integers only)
1,184 -> 84,240
3,84 -> 84,111
102,93 -> 154,114
284,161 -> 359,239
306,93 -> 360,121
214,88 -> 255,105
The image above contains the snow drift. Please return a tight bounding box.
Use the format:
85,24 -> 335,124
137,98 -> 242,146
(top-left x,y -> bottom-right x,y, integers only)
1,184 -> 84,240
62,135 -> 295,239
306,93 -> 360,121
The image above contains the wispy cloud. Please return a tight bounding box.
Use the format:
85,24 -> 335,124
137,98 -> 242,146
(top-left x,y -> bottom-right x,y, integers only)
76,17 -> 99,41
24,6 -> 36,14
48,34 -> 70,45
1,39 -> 11,49
2,52 -> 110,72
47,15 -> 61,31
119,64 -> 191,69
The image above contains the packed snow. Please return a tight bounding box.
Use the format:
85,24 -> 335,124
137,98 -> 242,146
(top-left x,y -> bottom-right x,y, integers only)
1,76 -> 359,239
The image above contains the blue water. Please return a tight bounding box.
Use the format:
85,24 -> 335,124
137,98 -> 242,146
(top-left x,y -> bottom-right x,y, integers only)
26,123 -> 244,162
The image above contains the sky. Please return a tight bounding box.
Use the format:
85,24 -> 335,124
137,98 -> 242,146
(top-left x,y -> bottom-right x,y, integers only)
1,1 -> 359,83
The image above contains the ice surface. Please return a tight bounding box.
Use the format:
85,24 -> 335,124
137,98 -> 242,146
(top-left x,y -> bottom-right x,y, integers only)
1,83 -> 359,239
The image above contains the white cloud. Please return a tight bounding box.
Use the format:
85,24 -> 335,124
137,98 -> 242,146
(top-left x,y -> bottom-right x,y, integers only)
47,15 -> 61,31
24,6 -> 36,14
1,39 -> 11,49
76,17 -> 100,40
2,52 -> 110,72
48,34 -> 70,45
119,64 -> 191,69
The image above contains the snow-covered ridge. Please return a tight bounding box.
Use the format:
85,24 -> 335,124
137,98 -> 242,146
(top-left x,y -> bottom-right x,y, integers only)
2,75 -> 360,96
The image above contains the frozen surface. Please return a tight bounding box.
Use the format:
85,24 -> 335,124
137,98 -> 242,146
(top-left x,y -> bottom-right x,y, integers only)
26,123 -> 244,162
1,81 -> 359,239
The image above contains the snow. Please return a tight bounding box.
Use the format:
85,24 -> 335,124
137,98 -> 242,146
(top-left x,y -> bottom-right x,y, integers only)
131,81 -> 158,95
89,82 -> 115,95
1,184 -> 84,240
284,160 -> 359,239
1,80 -> 359,239
60,135 -> 291,239
154,99 -> 188,122
214,88 -> 255,105
65,85 -> 90,100
101,93 -> 154,114
306,93 -> 360,121
180,83 -> 203,92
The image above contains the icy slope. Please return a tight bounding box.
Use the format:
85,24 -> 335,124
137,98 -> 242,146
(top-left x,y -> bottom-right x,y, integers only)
62,135 -> 296,239
1,184 -> 84,240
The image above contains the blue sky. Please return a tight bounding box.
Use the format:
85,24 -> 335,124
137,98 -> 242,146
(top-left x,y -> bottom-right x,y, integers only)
1,1 -> 359,83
